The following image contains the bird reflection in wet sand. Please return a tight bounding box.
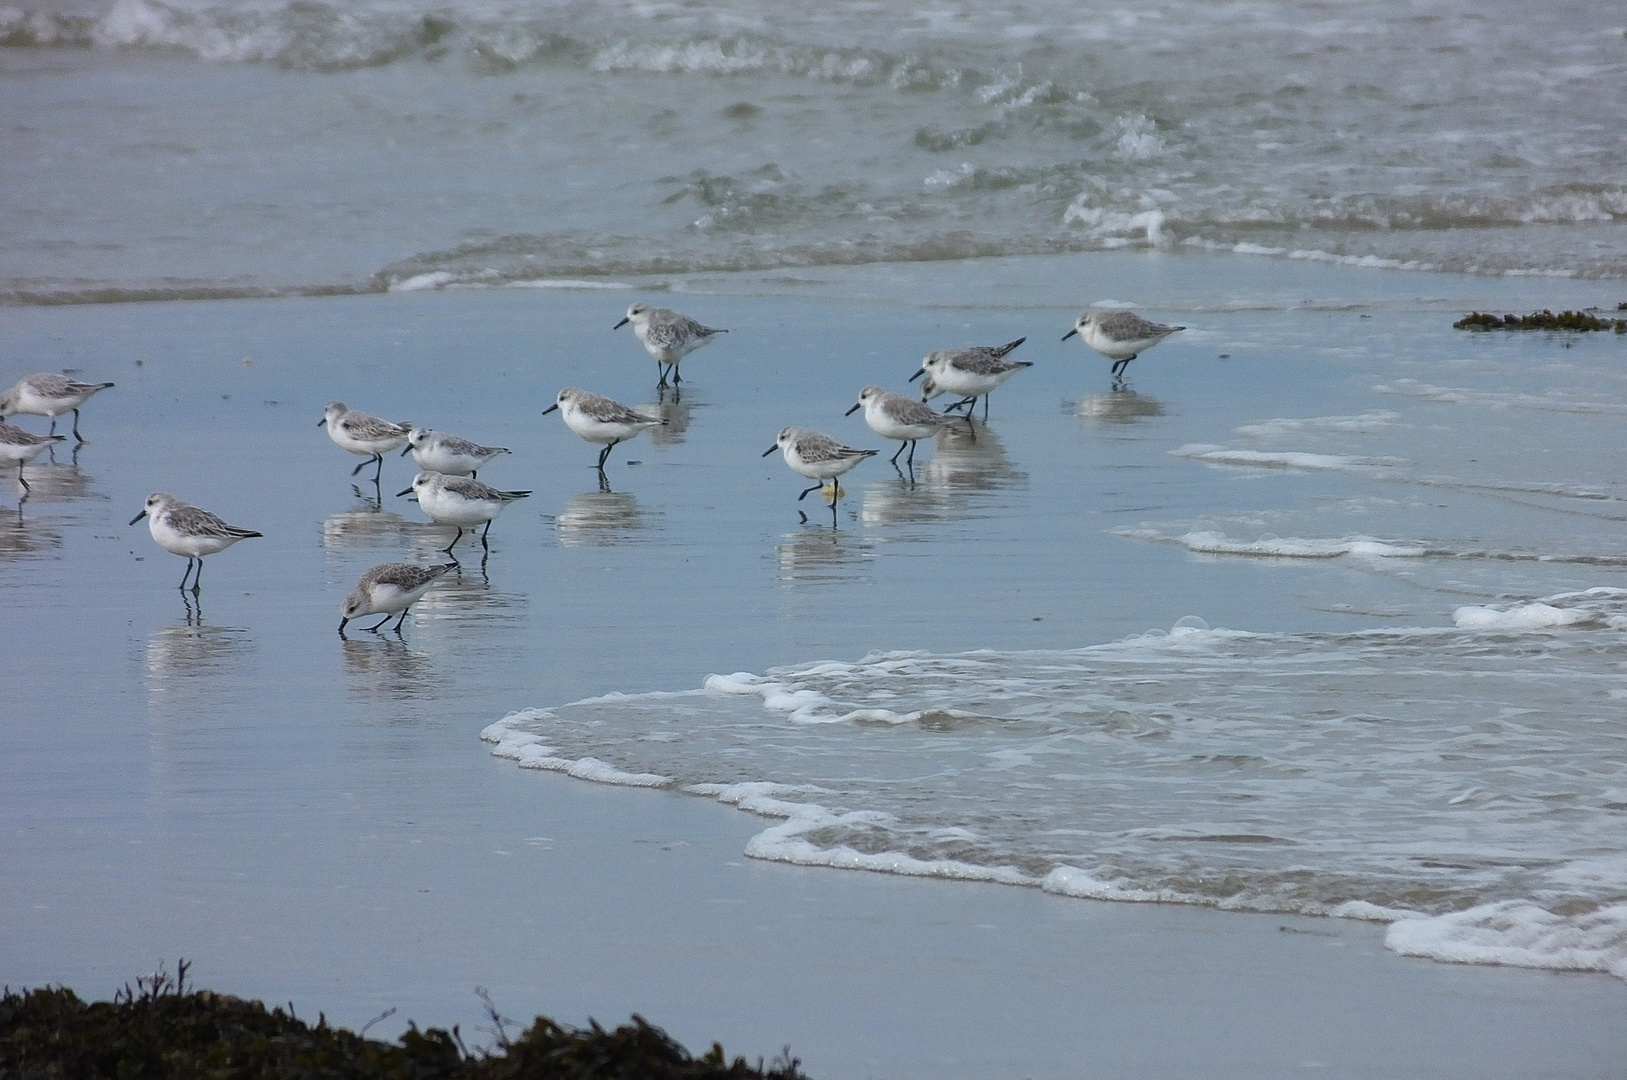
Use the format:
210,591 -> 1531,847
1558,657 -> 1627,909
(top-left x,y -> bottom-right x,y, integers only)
916,421 -> 1027,495
555,491 -> 649,547
775,527 -> 872,585
14,453 -> 95,503
341,636 -> 435,703
0,511 -> 63,560
322,500 -> 415,549
644,397 -> 693,445
145,596 -> 253,688
1077,389 -> 1165,424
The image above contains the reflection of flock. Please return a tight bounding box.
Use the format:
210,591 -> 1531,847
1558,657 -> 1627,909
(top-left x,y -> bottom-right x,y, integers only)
2,300 -> 1183,636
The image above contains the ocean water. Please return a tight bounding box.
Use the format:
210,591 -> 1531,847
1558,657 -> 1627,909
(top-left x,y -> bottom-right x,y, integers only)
4,0 -> 1627,1034
3,0 -> 1626,304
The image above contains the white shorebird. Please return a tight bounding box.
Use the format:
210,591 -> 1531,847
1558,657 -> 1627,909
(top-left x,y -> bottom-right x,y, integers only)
910,338 -> 1030,421
320,402 -> 411,484
1,373 -> 115,441
130,492 -> 262,592
845,385 -> 957,470
0,422 -> 65,499
542,387 -> 665,482
1063,308 -> 1185,381
613,303 -> 728,387
398,471 -> 530,559
339,561 -> 458,634
402,427 -> 511,478
763,426 -> 877,526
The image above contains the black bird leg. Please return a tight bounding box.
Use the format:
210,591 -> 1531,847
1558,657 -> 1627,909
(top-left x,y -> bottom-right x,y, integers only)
797,483 -> 823,501
442,527 -> 464,557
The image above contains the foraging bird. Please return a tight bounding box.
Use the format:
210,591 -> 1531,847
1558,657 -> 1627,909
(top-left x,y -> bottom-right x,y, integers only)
0,422 -> 65,499
320,402 -> 411,484
763,426 -> 877,526
397,471 -> 530,560
1062,309 -> 1184,382
910,338 -> 1030,421
402,427 -> 511,478
339,561 -> 457,635
543,388 -> 664,482
130,492 -> 262,592
0,373 -> 115,441
845,386 -> 957,470
613,303 -> 727,388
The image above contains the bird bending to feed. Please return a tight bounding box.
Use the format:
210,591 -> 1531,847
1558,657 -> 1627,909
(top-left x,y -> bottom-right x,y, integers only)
613,303 -> 728,388
320,402 -> 411,484
1062,308 -> 1185,382
130,492 -> 262,592
763,426 -> 877,526
910,338 -> 1030,421
846,385 -> 957,470
0,422 -> 65,499
339,562 -> 458,635
398,471 -> 530,560
402,427 -> 511,478
0,373 -> 115,441
543,387 -> 665,483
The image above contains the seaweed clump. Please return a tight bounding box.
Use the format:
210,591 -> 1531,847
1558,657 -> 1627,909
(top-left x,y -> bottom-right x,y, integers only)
1454,309 -> 1627,332
0,962 -> 809,1080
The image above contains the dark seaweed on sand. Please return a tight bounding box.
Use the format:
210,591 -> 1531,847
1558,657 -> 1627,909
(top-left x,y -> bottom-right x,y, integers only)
1453,309 -> 1627,332
0,962 -> 808,1080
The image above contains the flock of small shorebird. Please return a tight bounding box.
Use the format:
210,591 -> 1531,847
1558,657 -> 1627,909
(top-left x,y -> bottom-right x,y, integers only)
1,302 -> 1183,635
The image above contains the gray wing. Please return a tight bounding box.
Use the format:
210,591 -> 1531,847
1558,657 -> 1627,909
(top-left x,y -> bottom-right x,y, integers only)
934,348 -> 1032,376
882,394 -> 954,426
578,393 -> 658,426
167,503 -> 261,539
366,562 -> 456,590
439,434 -> 508,457
343,411 -> 410,439
1096,310 -> 1182,341
0,423 -> 60,447
646,312 -> 725,351
442,475 -> 532,501
798,431 -> 877,463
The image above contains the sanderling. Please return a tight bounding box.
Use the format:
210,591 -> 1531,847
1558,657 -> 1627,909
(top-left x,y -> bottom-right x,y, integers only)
0,373 -> 115,441
130,492 -> 262,592
0,422 -> 65,498
402,427 -> 511,478
339,561 -> 457,634
543,388 -> 665,481
320,402 -> 411,484
613,303 -> 728,387
845,385 -> 957,469
763,426 -> 877,525
910,338 -> 1030,420
397,471 -> 531,558
1062,308 -> 1185,381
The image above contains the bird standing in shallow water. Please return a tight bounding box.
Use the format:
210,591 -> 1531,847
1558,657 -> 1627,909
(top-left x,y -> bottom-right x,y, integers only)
339,562 -> 457,635
321,402 -> 411,485
0,422 -> 65,500
130,492 -> 262,592
398,471 -> 530,561
543,387 -> 665,488
614,303 -> 727,388
846,385 -> 957,472
1063,309 -> 1184,385
0,373 -> 115,442
910,338 -> 1030,423
764,426 -> 877,526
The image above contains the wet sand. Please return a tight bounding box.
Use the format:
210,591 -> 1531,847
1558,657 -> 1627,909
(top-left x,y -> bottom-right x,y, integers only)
3,252 -> 1626,1078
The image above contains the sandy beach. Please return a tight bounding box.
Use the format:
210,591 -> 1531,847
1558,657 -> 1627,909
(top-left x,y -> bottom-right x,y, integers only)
4,251 -> 1627,1078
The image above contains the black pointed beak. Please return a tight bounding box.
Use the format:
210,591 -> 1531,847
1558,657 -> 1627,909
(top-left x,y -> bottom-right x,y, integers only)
845,402 -> 862,416
908,368 -> 924,382
1061,328 -> 1078,341
129,510 -> 147,525
762,445 -> 778,457
318,417 -> 327,427
613,318 -> 629,330
542,404 -> 559,415
399,445 -> 412,456
395,486 -> 414,497
338,618 -> 349,633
